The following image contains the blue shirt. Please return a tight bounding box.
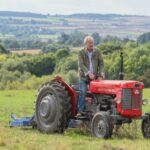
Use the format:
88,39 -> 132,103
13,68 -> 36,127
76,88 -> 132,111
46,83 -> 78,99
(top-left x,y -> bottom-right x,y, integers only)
85,51 -> 93,76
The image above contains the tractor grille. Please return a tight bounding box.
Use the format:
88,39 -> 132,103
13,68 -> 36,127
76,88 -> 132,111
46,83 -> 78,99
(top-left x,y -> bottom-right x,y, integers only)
122,89 -> 142,110
122,89 -> 132,110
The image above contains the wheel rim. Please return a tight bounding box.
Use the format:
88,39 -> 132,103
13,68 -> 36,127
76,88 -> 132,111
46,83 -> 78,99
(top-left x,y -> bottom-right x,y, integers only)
93,118 -> 106,138
97,120 -> 106,136
38,93 -> 58,128
40,95 -> 54,118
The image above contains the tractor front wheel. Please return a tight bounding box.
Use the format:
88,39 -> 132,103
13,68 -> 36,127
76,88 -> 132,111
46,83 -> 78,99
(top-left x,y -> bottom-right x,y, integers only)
142,115 -> 150,138
91,112 -> 113,138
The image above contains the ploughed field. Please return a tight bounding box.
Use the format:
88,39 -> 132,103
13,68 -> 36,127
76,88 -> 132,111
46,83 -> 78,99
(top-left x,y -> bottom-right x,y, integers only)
0,89 -> 150,150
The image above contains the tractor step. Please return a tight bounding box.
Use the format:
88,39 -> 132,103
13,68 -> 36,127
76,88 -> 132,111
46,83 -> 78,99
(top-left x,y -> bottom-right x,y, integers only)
74,115 -> 89,120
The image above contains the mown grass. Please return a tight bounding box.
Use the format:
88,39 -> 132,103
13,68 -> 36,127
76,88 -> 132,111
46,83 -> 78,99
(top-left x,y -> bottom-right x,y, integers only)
0,89 -> 150,150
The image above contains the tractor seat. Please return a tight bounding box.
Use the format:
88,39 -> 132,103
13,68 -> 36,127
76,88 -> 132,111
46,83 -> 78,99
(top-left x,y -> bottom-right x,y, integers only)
71,84 -> 79,91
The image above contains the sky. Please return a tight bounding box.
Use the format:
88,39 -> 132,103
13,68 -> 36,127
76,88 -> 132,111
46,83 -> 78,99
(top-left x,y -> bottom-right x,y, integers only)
0,0 -> 150,16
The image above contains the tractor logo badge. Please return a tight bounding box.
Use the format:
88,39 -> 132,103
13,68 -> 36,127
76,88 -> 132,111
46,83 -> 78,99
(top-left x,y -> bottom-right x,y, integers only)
134,90 -> 139,95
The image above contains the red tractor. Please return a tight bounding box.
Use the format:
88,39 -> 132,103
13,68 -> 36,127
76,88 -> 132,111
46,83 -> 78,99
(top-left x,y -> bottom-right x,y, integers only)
9,51 -> 150,138
33,51 -> 150,139
35,76 -> 150,138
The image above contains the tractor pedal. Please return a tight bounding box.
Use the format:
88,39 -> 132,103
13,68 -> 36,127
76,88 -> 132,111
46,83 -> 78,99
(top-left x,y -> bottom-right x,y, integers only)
75,115 -> 88,120
75,113 -> 89,120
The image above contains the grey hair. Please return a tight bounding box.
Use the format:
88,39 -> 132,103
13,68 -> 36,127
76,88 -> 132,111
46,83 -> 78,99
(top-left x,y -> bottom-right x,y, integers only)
84,36 -> 94,44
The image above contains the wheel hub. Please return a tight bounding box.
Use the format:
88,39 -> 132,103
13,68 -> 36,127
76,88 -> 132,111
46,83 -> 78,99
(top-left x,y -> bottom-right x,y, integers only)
39,95 -> 55,119
97,120 -> 105,136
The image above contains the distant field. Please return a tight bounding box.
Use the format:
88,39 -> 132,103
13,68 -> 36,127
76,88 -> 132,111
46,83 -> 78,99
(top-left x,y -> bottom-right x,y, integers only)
118,31 -> 142,36
11,49 -> 42,55
1,13 -> 150,39
37,34 -> 59,40
0,89 -> 150,150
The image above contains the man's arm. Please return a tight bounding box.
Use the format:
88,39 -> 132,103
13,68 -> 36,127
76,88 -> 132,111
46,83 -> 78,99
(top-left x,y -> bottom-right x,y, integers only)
78,51 -> 89,75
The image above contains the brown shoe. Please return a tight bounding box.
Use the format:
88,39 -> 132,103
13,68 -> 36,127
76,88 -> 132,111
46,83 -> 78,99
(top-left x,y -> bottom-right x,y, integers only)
76,112 -> 82,117
77,111 -> 86,116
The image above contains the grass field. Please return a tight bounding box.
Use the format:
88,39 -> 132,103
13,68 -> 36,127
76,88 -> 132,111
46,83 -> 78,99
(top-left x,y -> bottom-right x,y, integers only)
0,89 -> 150,150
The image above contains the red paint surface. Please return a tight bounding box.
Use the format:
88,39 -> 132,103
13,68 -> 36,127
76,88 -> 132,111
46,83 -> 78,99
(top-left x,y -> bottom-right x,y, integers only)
89,80 -> 144,117
53,77 -> 145,118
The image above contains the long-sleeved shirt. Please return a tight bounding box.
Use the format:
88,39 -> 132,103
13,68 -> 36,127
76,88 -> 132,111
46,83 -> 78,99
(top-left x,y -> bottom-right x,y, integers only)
85,51 -> 93,75
78,48 -> 105,79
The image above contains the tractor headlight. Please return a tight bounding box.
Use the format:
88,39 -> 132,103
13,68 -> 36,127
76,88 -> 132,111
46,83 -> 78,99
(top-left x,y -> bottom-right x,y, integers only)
116,98 -> 121,104
142,99 -> 148,106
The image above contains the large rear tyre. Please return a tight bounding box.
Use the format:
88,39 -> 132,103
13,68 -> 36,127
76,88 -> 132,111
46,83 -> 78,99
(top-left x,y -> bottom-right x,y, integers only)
35,81 -> 71,133
91,112 -> 113,139
142,115 -> 150,138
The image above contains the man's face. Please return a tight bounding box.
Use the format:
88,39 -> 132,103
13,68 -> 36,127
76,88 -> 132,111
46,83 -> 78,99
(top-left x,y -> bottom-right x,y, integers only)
86,40 -> 94,50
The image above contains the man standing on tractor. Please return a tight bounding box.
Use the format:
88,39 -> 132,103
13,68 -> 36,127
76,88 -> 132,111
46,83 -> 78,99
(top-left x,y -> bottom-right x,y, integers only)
77,35 -> 105,116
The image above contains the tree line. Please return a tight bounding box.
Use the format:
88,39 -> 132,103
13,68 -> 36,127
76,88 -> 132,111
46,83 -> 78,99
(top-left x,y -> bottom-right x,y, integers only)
1,31 -> 150,52
0,32 -> 150,89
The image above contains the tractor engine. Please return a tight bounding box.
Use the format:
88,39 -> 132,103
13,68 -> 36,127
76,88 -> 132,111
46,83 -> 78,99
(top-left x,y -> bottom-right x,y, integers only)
84,93 -> 114,113
89,80 -> 144,117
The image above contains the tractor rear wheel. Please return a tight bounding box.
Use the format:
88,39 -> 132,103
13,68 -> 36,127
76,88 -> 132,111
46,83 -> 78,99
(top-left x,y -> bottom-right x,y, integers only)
35,81 -> 71,133
91,112 -> 113,138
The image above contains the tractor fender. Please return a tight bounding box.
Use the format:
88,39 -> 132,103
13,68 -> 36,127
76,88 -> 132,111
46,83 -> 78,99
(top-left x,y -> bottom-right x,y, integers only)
52,76 -> 78,117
